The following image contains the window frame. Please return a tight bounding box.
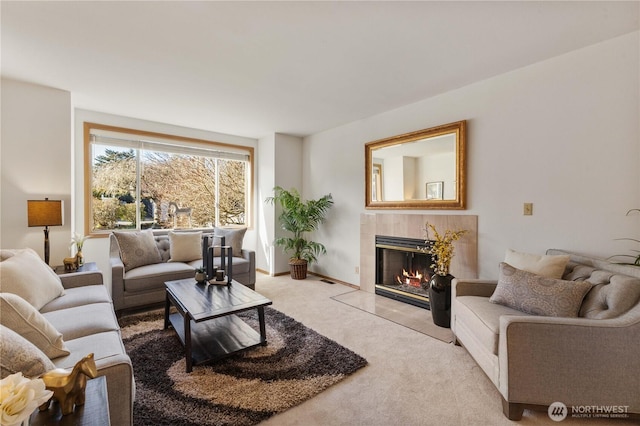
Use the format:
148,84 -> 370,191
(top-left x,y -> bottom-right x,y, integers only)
83,122 -> 254,236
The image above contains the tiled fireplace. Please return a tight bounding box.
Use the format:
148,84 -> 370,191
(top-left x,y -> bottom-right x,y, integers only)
360,213 -> 478,296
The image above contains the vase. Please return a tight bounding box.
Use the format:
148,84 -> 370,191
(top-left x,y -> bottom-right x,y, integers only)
76,250 -> 84,266
428,273 -> 454,328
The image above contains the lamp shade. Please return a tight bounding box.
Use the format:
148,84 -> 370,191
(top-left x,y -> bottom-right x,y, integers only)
27,200 -> 64,227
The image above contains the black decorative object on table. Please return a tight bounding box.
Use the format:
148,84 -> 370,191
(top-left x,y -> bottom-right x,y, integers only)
429,273 -> 454,328
204,235 -> 233,285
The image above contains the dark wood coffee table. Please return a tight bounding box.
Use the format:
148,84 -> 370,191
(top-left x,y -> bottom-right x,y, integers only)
164,278 -> 272,372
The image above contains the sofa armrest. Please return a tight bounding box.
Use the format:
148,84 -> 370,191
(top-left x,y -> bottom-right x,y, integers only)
59,271 -> 104,289
109,234 -> 126,312
452,278 -> 497,299
498,308 -> 640,409
240,249 -> 256,284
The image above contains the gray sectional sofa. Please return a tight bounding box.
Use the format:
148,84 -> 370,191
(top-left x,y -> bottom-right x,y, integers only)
110,228 -> 255,314
451,249 -> 640,420
40,271 -> 134,425
0,248 -> 134,426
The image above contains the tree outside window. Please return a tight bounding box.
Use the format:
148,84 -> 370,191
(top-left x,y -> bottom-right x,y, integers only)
89,135 -> 249,233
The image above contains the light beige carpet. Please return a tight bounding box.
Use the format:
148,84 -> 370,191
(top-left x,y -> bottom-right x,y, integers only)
255,273 -> 626,426
331,289 -> 455,343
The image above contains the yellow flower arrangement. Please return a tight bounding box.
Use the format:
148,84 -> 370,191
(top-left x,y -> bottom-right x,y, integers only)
424,223 -> 467,276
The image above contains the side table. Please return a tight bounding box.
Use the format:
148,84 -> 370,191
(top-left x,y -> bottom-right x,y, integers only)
55,262 -> 98,275
30,375 -> 111,426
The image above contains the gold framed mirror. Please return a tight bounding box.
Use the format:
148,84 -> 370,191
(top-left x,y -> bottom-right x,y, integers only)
365,120 -> 466,209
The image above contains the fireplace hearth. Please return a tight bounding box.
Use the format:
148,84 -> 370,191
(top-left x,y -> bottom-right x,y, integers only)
375,235 -> 434,309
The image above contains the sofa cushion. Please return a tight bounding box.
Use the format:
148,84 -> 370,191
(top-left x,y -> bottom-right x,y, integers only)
124,262 -> 195,293
214,227 -> 247,258
168,231 -> 202,262
0,293 -> 69,359
454,295 -> 530,355
42,303 -> 119,341
0,325 -> 55,378
207,256 -> 251,275
39,285 -> 112,313
0,249 -> 19,261
504,248 -> 570,279
490,263 -> 593,317
114,230 -> 162,272
560,264 -> 640,319
155,235 -> 171,262
0,248 -> 65,309
53,331 -> 129,369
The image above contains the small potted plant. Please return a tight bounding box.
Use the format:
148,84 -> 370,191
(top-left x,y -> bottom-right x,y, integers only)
266,186 -> 333,279
423,223 -> 467,328
194,267 -> 207,284
70,232 -> 88,266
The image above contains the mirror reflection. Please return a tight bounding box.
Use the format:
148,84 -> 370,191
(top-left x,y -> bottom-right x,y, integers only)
365,121 -> 466,210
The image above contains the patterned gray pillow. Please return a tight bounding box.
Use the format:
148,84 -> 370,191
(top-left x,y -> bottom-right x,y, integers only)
113,230 -> 162,272
490,262 -> 593,317
0,325 -> 55,379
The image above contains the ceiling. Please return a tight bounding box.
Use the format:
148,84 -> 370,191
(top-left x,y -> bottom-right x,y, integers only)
2,1 -> 638,139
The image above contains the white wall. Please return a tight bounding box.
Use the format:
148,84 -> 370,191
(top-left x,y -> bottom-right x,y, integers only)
303,31 -> 640,283
256,132 -> 304,275
1,78 -> 72,264
73,109 -> 259,291
271,134 -> 303,274
257,134 -> 276,273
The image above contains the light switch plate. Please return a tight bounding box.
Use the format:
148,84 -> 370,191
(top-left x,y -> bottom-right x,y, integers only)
524,203 -> 533,215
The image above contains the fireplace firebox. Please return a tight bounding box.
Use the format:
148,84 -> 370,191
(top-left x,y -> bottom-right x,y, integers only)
375,235 -> 435,310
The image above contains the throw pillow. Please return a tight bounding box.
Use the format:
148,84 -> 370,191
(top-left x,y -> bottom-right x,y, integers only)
0,325 -> 55,379
0,293 -> 69,359
490,262 -> 593,317
504,248 -> 570,279
113,230 -> 162,272
0,248 -> 65,310
214,227 -> 247,258
168,231 -> 203,262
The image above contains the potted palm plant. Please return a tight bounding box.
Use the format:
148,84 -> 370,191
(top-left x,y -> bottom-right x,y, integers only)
266,186 -> 333,279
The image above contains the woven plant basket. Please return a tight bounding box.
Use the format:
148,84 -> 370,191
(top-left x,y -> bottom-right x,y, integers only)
289,260 -> 308,280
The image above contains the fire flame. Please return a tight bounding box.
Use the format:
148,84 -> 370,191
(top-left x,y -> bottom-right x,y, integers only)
397,269 -> 423,287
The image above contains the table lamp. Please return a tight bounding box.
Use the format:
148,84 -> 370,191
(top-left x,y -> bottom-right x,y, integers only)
27,198 -> 64,265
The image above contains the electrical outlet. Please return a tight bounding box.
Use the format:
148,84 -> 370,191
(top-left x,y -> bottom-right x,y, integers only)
524,203 -> 533,216
355,266 -> 360,274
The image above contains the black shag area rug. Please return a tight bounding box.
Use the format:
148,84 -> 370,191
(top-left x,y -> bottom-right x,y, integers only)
119,307 -> 368,426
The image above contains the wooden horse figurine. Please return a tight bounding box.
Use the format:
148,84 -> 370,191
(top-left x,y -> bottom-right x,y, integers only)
63,253 -> 80,271
39,353 -> 98,415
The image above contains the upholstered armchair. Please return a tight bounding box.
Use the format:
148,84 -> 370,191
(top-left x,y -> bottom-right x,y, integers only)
451,249 -> 640,420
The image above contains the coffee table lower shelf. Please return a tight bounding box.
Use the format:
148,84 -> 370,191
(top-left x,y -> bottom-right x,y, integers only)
168,312 -> 264,367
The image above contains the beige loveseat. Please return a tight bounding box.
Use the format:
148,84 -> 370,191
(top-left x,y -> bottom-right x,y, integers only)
110,228 -> 255,314
451,249 -> 640,420
0,248 -> 134,426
